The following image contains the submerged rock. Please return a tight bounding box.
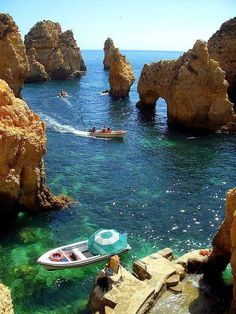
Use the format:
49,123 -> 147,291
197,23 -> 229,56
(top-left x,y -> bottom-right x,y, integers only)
0,79 -> 70,220
208,17 -> 236,104
0,13 -> 29,98
0,283 -> 14,313
137,40 -> 234,131
25,20 -> 86,82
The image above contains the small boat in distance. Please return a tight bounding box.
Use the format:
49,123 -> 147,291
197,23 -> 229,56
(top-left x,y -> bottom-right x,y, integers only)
37,229 -> 131,270
59,90 -> 68,97
89,128 -> 127,138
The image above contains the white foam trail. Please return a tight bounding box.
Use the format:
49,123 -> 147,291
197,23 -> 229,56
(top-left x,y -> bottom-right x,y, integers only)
40,114 -> 90,137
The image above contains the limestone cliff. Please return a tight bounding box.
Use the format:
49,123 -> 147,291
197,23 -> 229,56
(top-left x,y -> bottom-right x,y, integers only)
205,188 -> 236,313
137,40 -> 234,131
208,17 -> 236,104
0,283 -> 13,313
24,20 -> 86,81
109,48 -> 135,98
103,38 -> 115,70
0,13 -> 29,98
0,79 -> 70,220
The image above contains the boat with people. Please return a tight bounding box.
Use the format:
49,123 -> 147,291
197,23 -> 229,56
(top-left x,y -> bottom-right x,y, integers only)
59,90 -> 68,97
89,127 -> 127,138
37,229 -> 131,270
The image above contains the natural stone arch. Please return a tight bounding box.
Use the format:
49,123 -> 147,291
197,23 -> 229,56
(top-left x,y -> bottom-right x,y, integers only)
137,40 -> 234,131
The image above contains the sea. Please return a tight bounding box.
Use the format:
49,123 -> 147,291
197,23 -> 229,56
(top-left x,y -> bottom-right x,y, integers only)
0,50 -> 235,313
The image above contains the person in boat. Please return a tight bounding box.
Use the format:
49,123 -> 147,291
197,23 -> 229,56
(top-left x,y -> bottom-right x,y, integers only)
101,126 -> 107,133
59,90 -> 67,97
107,127 -> 112,133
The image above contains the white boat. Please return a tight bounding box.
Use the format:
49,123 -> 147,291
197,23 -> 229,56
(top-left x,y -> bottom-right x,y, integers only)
89,130 -> 127,138
37,229 -> 131,270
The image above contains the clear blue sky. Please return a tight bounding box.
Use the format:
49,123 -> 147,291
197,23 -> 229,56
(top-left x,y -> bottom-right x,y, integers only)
1,0 -> 235,51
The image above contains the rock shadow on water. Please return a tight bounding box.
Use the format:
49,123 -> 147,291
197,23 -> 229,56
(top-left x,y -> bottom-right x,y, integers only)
108,96 -> 132,121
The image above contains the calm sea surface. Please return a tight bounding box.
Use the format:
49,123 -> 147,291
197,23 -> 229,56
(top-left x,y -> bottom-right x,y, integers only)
0,50 -> 235,313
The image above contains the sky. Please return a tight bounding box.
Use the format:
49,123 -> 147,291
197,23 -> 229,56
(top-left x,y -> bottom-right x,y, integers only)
1,0 -> 235,51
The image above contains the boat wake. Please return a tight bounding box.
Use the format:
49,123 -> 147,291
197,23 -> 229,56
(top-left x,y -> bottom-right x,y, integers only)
40,114 -> 107,139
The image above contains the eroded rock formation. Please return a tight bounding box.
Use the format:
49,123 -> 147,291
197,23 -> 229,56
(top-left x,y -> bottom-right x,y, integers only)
0,79 -> 70,221
0,13 -> 29,98
109,48 -> 135,98
25,20 -> 86,82
0,283 -> 14,313
208,17 -> 236,104
103,37 -> 115,70
137,40 -> 234,131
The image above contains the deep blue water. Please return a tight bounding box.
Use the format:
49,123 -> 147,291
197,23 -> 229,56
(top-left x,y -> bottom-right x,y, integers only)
0,50 -> 235,313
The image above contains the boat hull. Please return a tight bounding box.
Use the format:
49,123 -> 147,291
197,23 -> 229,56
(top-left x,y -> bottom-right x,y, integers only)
89,130 -> 127,138
37,240 -> 131,270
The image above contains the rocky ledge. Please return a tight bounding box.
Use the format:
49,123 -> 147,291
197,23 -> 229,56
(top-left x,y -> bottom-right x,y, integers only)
137,40 -> 234,131
0,13 -> 29,98
24,20 -> 86,82
0,79 -> 70,222
0,283 -> 13,313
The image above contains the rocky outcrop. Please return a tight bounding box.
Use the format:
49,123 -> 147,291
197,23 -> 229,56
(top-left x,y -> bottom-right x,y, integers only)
24,20 -> 86,82
103,38 -> 115,70
137,40 -> 234,131
0,283 -> 14,313
109,48 -> 135,98
0,79 -> 70,221
204,188 -> 236,313
0,13 -> 29,98
208,17 -> 236,104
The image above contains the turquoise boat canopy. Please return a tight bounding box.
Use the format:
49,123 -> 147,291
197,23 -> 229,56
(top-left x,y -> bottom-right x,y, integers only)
88,229 -> 128,255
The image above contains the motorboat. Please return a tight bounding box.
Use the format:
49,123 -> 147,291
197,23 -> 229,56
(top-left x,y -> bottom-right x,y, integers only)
89,130 -> 127,138
59,90 -> 68,98
37,229 -> 131,270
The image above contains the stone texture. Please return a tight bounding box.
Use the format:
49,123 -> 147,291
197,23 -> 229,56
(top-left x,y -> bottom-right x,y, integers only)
0,13 -> 29,98
0,79 -> 70,220
0,283 -> 14,313
208,17 -> 236,104
25,20 -> 86,82
103,38 -> 115,70
137,40 -> 234,131
109,48 -> 135,98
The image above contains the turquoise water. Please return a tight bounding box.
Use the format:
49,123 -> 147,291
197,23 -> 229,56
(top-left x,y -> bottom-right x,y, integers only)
1,50 -> 236,313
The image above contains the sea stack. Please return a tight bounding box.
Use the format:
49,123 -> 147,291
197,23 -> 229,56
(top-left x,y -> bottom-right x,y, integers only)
0,13 -> 29,98
137,40 -> 234,131
0,79 -> 70,222
109,48 -> 135,98
208,17 -> 236,104
25,20 -> 86,82
103,37 -> 115,70
0,283 -> 13,313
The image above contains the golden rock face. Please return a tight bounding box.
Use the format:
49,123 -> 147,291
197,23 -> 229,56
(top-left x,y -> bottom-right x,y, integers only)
108,48 -> 135,98
103,37 -> 115,70
208,17 -> 236,103
0,79 -> 70,214
0,283 -> 14,314
0,14 -> 29,98
137,40 -> 234,131
24,20 -> 86,81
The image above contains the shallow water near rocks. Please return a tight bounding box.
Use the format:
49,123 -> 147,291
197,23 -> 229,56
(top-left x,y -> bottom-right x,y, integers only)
0,50 -> 235,313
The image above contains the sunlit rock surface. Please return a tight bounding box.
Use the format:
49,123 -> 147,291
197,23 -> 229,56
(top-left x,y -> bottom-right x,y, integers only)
0,79 -> 70,220
103,37 -> 115,70
109,48 -> 135,98
25,20 -> 86,81
208,17 -> 236,104
137,40 -> 234,131
0,283 -> 14,313
0,13 -> 29,98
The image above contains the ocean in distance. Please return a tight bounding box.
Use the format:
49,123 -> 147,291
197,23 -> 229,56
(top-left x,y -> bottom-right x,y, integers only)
1,50 -> 235,313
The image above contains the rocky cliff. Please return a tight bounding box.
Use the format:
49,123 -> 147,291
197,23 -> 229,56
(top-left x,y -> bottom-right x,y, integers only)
0,283 -> 13,313
25,20 -> 86,82
0,13 -> 29,98
208,17 -> 236,104
103,37 -> 115,70
0,79 -> 70,221
137,40 -> 234,131
109,48 -> 135,98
